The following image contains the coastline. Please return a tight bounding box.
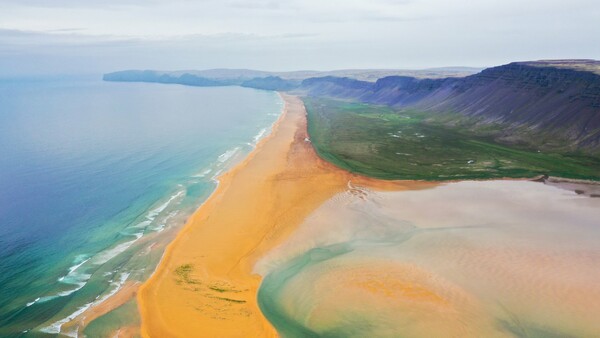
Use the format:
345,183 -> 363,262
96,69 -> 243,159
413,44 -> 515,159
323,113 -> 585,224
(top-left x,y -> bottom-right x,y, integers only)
33,88 -> 283,337
137,94 -> 434,336
31,90 -> 598,337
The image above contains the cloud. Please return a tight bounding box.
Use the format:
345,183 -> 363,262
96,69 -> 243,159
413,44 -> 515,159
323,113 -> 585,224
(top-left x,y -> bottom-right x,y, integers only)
227,0 -> 283,10
0,28 -> 318,53
0,29 -> 136,48
0,0 -> 598,76
0,0 -> 162,8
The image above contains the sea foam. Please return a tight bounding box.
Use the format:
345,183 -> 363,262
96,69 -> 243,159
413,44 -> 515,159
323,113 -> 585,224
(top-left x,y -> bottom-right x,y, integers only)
217,147 -> 240,163
253,128 -> 268,144
40,272 -> 130,337
192,168 -> 212,178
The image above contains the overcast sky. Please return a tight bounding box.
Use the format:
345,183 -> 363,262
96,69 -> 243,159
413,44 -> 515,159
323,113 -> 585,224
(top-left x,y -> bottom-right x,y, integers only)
1,0 -> 599,76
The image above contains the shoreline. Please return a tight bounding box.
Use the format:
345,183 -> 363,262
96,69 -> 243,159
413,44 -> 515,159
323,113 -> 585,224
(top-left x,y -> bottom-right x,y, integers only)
79,91 -> 596,337
39,91 -> 283,337
136,92 -> 292,337
137,94 -> 435,336
136,94 -> 291,337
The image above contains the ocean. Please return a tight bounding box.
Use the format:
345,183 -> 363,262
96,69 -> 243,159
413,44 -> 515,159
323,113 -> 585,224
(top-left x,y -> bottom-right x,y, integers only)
0,77 -> 282,337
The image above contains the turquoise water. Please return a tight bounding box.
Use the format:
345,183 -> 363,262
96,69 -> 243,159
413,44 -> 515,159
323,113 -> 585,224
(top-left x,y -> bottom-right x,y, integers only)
0,77 -> 282,336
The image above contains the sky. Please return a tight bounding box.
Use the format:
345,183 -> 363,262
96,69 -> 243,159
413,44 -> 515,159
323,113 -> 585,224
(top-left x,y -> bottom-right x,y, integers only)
1,0 -> 599,76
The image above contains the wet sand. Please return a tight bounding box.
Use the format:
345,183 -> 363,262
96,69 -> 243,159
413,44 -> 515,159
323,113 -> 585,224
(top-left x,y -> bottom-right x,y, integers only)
61,281 -> 139,335
137,94 -> 432,337
257,180 -> 600,337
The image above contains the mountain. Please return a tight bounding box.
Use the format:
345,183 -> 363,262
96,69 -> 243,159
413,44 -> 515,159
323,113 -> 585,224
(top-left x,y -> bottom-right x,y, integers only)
297,60 -> 600,154
299,76 -> 373,98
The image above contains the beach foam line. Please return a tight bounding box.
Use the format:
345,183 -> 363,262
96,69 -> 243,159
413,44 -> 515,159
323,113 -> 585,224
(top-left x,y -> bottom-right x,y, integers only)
26,298 -> 40,307
58,257 -> 90,282
26,278 -> 91,307
128,190 -> 185,234
57,277 -> 90,294
150,210 -> 179,233
254,106 -> 285,147
39,272 -> 131,337
92,272 -> 130,308
92,238 -> 139,265
217,147 -> 241,163
26,176 -> 209,329
40,302 -> 92,336
27,187 -> 186,310
34,94 -> 286,335
26,255 -> 93,307
145,190 -> 185,222
192,168 -> 212,178
26,189 -> 184,309
210,169 -> 222,182
253,128 -> 268,145
130,220 -> 152,229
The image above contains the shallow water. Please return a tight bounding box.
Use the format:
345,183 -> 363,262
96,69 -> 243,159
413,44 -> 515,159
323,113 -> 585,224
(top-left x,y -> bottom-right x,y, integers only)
257,180 -> 600,337
0,77 -> 282,336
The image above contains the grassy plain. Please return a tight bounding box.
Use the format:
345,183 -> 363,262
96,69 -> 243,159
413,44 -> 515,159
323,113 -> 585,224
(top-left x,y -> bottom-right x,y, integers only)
304,97 -> 600,180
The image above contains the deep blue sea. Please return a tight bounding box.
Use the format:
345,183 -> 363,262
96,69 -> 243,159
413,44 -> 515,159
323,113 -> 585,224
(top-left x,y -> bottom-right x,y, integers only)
0,77 -> 282,336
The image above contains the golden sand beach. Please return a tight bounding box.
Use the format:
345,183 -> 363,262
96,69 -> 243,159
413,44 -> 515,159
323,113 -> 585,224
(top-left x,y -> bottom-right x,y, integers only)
137,94 -> 432,337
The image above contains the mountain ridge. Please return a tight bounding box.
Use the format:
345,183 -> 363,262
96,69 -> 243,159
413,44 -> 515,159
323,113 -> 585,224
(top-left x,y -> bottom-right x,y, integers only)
296,60 -> 600,154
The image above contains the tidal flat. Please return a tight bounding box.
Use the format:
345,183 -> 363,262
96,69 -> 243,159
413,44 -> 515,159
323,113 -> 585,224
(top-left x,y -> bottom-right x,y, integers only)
256,180 -> 600,337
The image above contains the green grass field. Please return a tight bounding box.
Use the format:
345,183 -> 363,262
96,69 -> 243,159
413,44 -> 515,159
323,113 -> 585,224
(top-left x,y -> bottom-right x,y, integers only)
304,97 -> 600,181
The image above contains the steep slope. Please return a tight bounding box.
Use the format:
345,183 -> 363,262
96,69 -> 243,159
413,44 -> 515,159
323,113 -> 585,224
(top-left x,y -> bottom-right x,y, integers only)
299,76 -> 373,99
240,76 -> 300,91
423,62 -> 600,150
298,60 -> 600,154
